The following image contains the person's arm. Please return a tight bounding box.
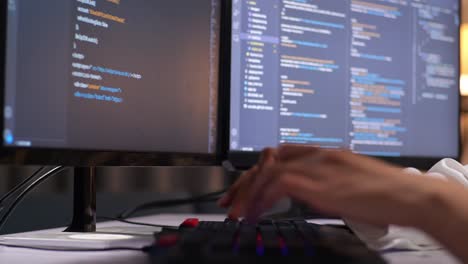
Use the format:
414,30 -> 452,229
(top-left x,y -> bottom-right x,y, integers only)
218,146 -> 468,263
419,183 -> 468,263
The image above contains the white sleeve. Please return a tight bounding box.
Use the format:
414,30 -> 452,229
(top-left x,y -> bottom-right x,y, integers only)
427,158 -> 468,187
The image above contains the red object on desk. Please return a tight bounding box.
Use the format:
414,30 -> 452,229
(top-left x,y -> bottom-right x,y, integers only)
157,234 -> 180,247
181,218 -> 200,228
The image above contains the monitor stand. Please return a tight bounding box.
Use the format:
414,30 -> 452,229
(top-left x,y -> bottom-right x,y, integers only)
0,167 -> 158,250
64,167 -> 97,233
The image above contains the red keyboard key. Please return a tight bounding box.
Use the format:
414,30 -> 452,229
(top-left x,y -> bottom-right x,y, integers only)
181,218 -> 200,228
157,234 -> 180,247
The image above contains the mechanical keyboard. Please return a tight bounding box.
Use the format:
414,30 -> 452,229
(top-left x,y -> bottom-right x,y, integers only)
147,218 -> 386,263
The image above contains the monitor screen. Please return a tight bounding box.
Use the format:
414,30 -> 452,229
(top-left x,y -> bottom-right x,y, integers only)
3,0 -> 220,154
230,0 -> 460,158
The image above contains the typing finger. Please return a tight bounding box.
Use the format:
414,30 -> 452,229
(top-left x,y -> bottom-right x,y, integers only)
218,165 -> 258,208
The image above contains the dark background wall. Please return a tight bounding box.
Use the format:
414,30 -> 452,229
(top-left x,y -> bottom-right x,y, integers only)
0,166 -> 231,235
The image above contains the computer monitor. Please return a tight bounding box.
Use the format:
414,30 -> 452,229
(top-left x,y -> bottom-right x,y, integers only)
0,0 -> 225,233
228,0 -> 461,169
0,0 -> 224,167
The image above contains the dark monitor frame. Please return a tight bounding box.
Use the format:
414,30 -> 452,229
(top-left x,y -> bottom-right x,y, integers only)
223,0 -> 462,171
0,0 -> 230,167
0,0 -> 233,234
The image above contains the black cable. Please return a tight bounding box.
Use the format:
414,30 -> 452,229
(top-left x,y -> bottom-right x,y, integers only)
0,166 -> 66,232
0,243 -> 146,252
97,216 -> 177,229
0,167 -> 45,208
119,196 -> 221,219
117,188 -> 227,219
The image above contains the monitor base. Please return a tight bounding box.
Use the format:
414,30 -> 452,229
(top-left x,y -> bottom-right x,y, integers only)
0,226 -> 158,250
0,167 -> 159,251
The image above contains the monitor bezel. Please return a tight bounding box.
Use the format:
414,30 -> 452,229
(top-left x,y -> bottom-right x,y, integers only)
0,0 -> 229,167
224,0 -> 462,171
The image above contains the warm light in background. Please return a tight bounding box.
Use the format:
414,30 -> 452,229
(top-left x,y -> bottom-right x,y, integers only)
462,75 -> 468,96
462,1 -> 468,97
462,24 -> 468,96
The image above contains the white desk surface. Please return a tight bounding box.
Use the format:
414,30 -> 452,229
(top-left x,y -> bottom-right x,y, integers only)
0,214 -> 461,264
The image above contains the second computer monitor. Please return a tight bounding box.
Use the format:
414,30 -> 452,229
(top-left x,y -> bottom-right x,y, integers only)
230,0 -> 460,160
2,0 -> 221,166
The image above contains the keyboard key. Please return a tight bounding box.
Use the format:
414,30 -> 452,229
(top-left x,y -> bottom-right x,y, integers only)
237,224 -> 257,255
180,230 -> 209,251
152,220 -> 387,264
224,218 -> 239,231
294,220 -> 322,242
156,234 -> 180,247
210,231 -> 236,253
258,219 -> 274,226
258,225 -> 281,256
181,218 -> 199,228
276,223 -> 305,255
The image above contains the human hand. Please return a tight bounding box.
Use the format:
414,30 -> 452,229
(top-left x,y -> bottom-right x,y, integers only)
219,145 -> 468,264
217,148 -> 278,219
220,145 -> 447,228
